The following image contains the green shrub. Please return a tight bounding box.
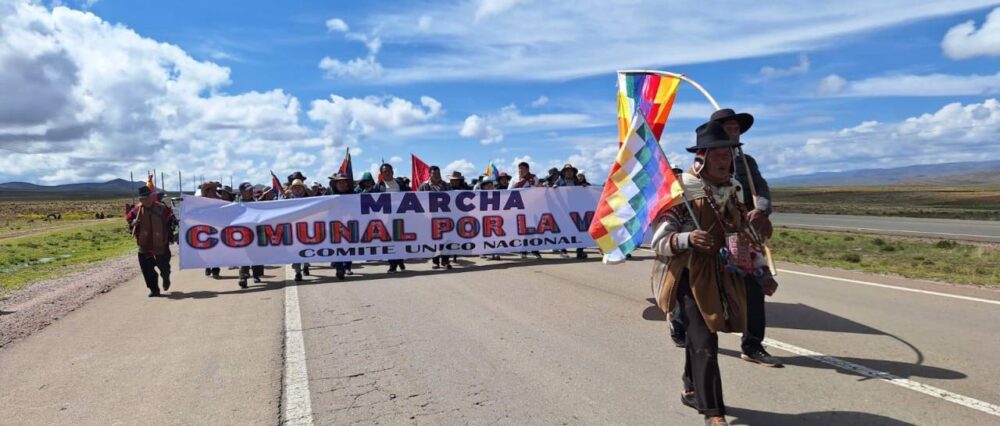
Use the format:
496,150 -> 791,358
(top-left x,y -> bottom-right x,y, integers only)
873,238 -> 885,246
841,253 -> 862,263
935,240 -> 957,249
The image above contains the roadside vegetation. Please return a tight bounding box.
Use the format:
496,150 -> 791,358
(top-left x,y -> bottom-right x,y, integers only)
0,199 -> 135,297
772,185 -> 1000,221
0,221 -> 135,296
770,229 -> 999,287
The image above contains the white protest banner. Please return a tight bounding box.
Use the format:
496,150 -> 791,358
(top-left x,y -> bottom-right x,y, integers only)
179,187 -> 601,269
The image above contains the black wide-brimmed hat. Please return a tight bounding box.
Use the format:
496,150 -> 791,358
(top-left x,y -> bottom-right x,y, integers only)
287,171 -> 307,183
710,108 -> 754,134
138,186 -> 152,197
688,121 -> 744,153
328,172 -> 350,181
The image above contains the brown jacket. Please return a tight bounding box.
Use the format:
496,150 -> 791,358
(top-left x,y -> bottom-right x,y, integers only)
130,204 -> 174,256
650,178 -> 747,333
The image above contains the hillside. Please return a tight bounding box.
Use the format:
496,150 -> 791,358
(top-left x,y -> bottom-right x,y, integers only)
771,160 -> 1000,187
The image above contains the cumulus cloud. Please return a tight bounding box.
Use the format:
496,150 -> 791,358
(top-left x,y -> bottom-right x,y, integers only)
0,2 -> 444,185
319,29 -> 384,80
757,54 -> 810,80
325,17 -> 349,32
444,159 -> 477,176
458,104 -> 597,145
308,95 -> 443,138
759,98 -> 1000,176
815,72 -> 1000,96
942,7 -> 1000,59
459,115 -> 504,145
816,74 -> 849,95
530,96 -> 549,107
319,55 -> 383,79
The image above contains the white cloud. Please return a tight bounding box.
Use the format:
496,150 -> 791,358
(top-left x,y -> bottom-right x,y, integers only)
758,53 -> 810,80
444,159 -> 477,177
318,55 -> 383,78
319,30 -> 383,80
475,0 -> 524,21
942,7 -> 1000,59
389,155 -> 403,164
366,0 -> 998,83
530,96 -> 549,107
417,15 -> 433,31
308,95 -> 443,138
756,98 -> 1000,176
459,115 -> 504,145
816,74 -> 849,95
0,2 -> 445,185
551,145 -> 620,182
458,104 -> 599,145
815,72 -> 1000,96
326,18 -> 349,33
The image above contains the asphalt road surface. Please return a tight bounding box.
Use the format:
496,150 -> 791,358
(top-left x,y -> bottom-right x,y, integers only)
2,252 -> 999,425
771,213 -> 1000,243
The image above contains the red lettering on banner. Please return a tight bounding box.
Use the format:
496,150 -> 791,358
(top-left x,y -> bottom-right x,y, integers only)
536,213 -> 560,234
516,214 -> 535,235
482,215 -> 505,237
222,226 -> 254,248
257,223 -> 292,246
186,225 -> 218,249
330,220 -> 358,243
393,219 -> 416,241
457,216 -> 480,239
431,217 -> 454,240
296,221 -> 325,244
363,220 -> 392,242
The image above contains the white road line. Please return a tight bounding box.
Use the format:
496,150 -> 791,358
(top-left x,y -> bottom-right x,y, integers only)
777,223 -> 996,240
636,249 -> 1000,306
282,266 -> 314,426
763,337 -> 1000,418
777,269 -> 1000,306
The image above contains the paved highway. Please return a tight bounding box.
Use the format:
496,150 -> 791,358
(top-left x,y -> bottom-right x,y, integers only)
771,213 -> 1000,243
2,252 -> 998,425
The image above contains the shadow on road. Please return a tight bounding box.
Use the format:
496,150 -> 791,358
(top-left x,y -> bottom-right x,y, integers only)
718,347 -> 965,380
726,407 -> 911,426
294,256 -> 604,285
164,281 -> 286,300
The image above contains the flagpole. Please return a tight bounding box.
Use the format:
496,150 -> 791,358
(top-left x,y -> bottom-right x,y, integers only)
619,69 -> 776,273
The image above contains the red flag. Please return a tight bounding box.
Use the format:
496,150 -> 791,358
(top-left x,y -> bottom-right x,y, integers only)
270,170 -> 284,199
411,154 -> 430,190
338,148 -> 353,181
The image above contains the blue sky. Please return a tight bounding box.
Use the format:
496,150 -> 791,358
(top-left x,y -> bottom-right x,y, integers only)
1,0 -> 999,186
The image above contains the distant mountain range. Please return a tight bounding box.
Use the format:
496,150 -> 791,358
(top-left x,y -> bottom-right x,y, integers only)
0,178 -> 145,194
770,160 -> 1000,187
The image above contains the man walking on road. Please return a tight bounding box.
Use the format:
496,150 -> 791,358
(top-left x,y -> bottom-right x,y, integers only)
711,108 -> 781,368
651,120 -> 749,425
127,186 -> 177,297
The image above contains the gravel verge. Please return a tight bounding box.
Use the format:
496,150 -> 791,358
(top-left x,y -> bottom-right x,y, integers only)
0,250 -> 149,348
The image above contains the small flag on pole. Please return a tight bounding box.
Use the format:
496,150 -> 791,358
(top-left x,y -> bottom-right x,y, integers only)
270,170 -> 284,199
338,148 -> 354,181
411,154 -> 430,190
589,109 -> 685,263
483,162 -> 499,181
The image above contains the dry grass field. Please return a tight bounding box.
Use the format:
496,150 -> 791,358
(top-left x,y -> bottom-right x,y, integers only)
772,185 -> 1000,220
